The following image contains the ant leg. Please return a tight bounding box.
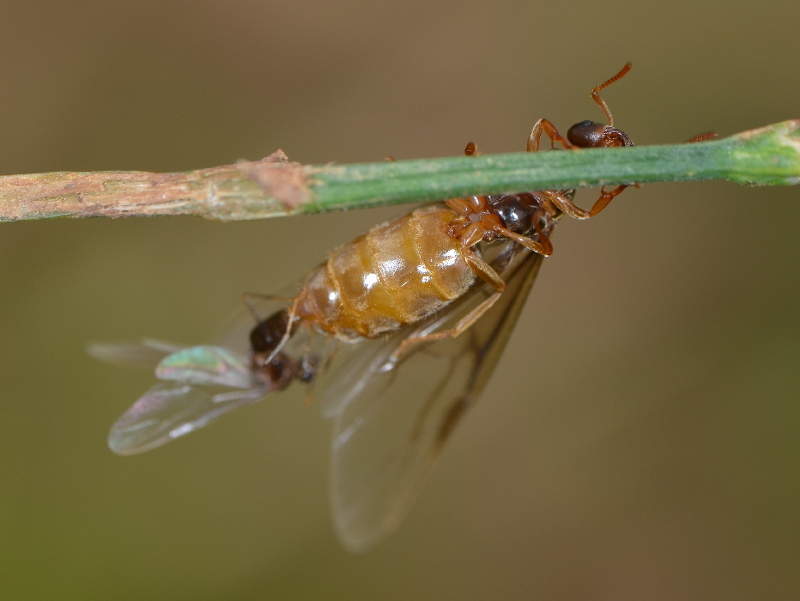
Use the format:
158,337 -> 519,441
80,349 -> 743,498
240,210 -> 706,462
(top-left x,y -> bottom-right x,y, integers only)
685,131 -> 718,143
527,118 -> 574,152
445,197 -> 473,216
458,221 -> 487,247
492,223 -> 553,256
541,186 -> 627,220
591,185 -> 628,216
541,190 -> 592,220
445,195 -> 486,216
391,249 -> 504,360
463,249 -> 505,290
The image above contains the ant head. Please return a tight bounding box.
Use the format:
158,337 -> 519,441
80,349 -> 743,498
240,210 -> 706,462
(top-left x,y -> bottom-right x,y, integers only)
566,120 -> 633,149
250,309 -> 289,353
567,63 -> 634,150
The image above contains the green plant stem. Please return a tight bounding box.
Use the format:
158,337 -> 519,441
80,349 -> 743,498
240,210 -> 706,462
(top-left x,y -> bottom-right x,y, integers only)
1,120 -> 798,223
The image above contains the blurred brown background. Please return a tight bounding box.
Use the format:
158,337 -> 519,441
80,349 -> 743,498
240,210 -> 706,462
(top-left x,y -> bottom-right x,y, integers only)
1,1 -> 799,599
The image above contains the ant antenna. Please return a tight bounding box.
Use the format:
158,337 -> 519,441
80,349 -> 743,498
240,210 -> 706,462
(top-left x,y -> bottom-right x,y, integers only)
591,62 -> 632,126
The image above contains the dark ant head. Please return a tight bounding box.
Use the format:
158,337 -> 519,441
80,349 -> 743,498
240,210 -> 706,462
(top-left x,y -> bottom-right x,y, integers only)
566,120 -> 633,149
566,62 -> 634,150
249,308 -> 301,390
249,309 -> 289,353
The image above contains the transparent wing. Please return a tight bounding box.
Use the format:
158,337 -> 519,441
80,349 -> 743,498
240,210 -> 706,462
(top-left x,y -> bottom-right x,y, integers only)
95,286 -> 331,457
155,345 -> 255,389
87,339 -> 184,368
108,346 -> 269,455
324,242 -> 546,551
109,381 -> 268,455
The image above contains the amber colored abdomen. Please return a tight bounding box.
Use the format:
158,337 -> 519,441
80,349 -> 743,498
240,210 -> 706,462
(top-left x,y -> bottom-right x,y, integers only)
296,205 -> 475,339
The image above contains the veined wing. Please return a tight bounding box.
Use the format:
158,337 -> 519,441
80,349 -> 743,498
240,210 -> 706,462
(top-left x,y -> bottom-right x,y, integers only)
87,339 -> 183,368
92,287 -> 329,456
108,380 -> 268,455
322,241 -> 546,551
105,346 -> 270,455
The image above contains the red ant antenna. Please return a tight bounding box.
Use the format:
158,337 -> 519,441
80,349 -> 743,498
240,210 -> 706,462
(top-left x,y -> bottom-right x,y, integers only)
591,62 -> 632,127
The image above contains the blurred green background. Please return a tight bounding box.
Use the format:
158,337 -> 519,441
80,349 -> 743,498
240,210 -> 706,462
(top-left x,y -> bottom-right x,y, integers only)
1,1 -> 799,599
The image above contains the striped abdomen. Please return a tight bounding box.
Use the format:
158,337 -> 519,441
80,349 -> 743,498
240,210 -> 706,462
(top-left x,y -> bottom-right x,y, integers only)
295,205 -> 475,340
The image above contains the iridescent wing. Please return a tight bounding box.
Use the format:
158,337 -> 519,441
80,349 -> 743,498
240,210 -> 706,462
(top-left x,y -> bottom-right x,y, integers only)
319,241 -> 546,551
108,380 -> 267,455
92,279 -> 335,455
100,345 -> 271,455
